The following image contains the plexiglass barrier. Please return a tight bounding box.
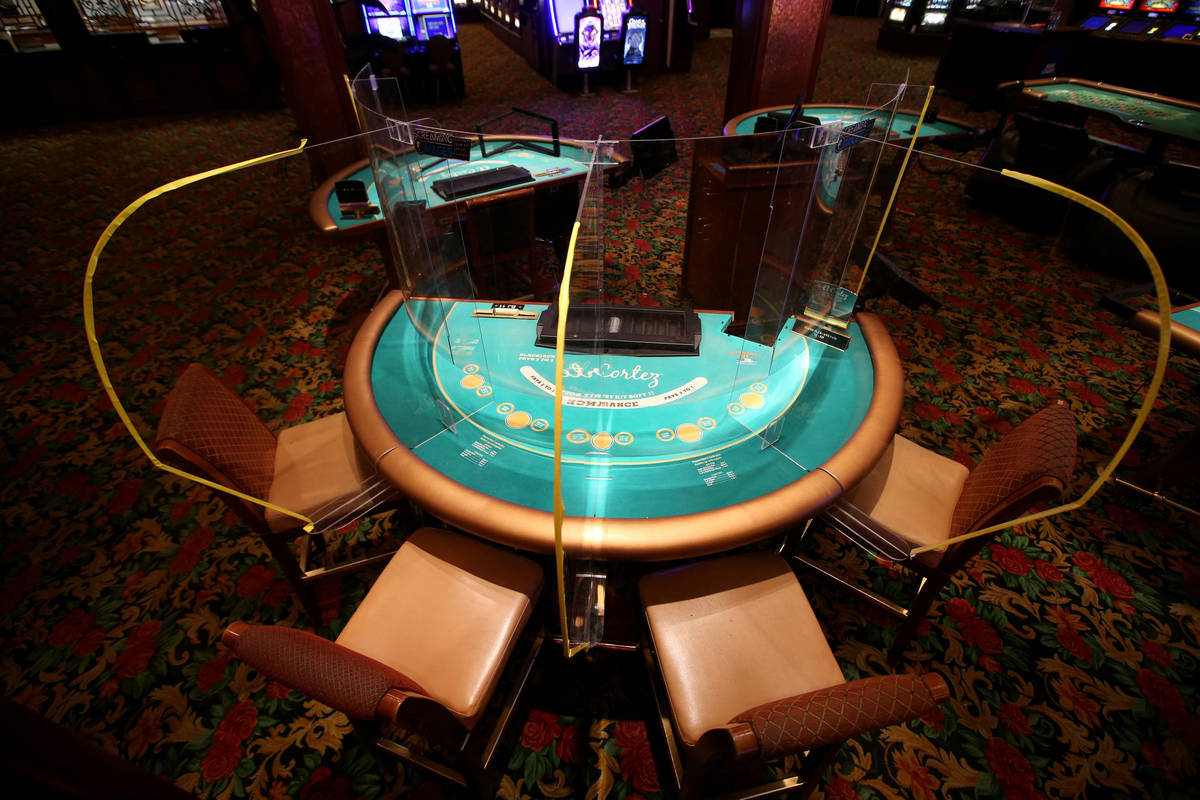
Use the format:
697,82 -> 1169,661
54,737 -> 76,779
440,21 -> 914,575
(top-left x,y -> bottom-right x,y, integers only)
86,76 -> 1174,655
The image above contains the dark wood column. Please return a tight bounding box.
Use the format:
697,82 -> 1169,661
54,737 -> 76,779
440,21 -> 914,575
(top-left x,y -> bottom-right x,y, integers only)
32,0 -> 89,50
257,0 -> 360,182
723,0 -> 834,124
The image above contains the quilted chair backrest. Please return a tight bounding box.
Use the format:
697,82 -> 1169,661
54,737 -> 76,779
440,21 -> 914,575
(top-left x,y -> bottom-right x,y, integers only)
945,403 -> 1078,568
154,363 -> 278,530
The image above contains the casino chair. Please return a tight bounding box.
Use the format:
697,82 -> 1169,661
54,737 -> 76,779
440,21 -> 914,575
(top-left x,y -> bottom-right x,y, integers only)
639,551 -> 950,800
783,403 -> 1077,664
223,527 -> 545,790
378,49 -> 413,103
424,34 -> 459,104
463,186 -> 539,300
153,363 -> 411,625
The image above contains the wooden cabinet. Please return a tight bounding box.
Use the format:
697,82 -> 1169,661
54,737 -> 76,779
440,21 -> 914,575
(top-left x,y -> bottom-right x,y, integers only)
681,138 -> 823,325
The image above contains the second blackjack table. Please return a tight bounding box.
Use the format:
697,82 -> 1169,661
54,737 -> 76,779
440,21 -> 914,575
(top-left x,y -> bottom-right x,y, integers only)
309,136 -> 601,236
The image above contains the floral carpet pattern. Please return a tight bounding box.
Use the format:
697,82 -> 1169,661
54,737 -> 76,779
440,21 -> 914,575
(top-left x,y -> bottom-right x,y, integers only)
2,16 -> 1199,800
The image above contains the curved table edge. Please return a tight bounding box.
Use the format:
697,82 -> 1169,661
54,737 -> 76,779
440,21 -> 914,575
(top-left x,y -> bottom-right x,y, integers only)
722,103 -> 978,139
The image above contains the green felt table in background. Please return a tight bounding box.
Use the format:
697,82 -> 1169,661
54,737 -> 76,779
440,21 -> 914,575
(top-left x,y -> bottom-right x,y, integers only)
1034,83 -> 1200,144
325,140 -> 594,231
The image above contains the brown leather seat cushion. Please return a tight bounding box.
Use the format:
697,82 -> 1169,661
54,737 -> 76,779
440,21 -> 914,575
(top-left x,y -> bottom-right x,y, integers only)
265,412 -> 381,532
640,552 -> 845,746
336,528 -> 544,728
841,434 -> 969,563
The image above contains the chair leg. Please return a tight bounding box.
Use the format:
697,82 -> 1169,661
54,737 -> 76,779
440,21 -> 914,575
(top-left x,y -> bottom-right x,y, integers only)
777,518 -> 815,557
790,742 -> 843,800
887,574 -> 949,665
354,721 -> 471,788
262,533 -> 324,626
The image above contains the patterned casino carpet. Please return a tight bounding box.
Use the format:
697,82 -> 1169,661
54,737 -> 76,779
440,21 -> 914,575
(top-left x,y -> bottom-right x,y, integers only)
2,16 -> 1199,800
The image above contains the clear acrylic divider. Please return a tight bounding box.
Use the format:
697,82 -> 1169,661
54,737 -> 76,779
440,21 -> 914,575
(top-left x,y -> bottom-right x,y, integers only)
350,68 -> 600,476
554,139 -> 618,653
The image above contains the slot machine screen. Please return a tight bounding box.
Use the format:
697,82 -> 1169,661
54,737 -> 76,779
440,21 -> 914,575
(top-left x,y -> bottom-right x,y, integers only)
1186,0 -> 1200,13
1161,22 -> 1198,36
922,11 -> 948,25
622,13 -> 647,66
1118,17 -> 1156,32
412,0 -> 452,12
576,12 -> 602,68
1097,0 -> 1135,8
374,15 -> 412,39
365,0 -> 410,14
421,13 -> 453,38
888,6 -> 907,21
362,0 -> 412,39
1138,0 -> 1179,10
1079,15 -> 1110,27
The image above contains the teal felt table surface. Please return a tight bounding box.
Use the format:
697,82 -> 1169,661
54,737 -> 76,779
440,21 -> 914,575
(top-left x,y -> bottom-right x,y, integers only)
1032,83 -> 1200,144
365,299 -> 875,519
1173,304 -> 1200,332
728,104 -> 973,139
322,140 -> 593,232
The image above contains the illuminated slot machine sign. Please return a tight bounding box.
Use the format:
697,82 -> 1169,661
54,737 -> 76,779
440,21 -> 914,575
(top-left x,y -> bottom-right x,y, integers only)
621,10 -> 647,66
411,0 -> 458,40
1138,0 -> 1181,13
575,6 -> 603,68
362,0 -> 414,40
919,0 -> 951,28
552,0 -> 629,43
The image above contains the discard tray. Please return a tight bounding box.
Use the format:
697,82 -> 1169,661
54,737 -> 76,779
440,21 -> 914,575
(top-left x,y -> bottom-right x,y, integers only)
535,303 -> 702,356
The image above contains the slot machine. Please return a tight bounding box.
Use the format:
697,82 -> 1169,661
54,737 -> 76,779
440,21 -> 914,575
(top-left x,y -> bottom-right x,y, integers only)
1159,0 -> 1200,38
878,0 -> 956,51
480,0 -> 686,85
1075,0 -> 1136,32
549,0 -> 626,50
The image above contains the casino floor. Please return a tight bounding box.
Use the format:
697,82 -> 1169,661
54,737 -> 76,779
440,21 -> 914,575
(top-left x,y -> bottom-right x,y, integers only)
2,13 -> 1198,800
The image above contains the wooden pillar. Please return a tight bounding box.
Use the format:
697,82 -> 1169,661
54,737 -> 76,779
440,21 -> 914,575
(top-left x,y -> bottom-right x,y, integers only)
257,0 -> 360,182
723,0 -> 834,124
32,0 -> 90,51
